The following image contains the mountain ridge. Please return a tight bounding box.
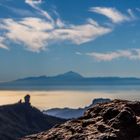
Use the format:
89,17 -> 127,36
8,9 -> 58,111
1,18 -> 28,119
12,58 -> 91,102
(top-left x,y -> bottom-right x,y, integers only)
2,71 -> 140,83
1,71 -> 140,90
3,71 -> 140,83
10,71 -> 140,82
0,96 -> 65,140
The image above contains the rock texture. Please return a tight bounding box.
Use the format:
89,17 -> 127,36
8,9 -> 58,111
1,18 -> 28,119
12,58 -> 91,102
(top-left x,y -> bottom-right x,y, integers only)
21,100 -> 140,140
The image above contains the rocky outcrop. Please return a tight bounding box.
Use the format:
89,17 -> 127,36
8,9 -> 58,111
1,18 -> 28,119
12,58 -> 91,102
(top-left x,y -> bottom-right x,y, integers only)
0,99 -> 65,140
21,100 -> 140,140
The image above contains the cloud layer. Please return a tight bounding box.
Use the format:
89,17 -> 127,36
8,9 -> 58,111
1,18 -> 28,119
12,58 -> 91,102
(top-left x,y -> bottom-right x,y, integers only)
86,49 -> 140,61
0,0 -> 113,52
0,1 -> 136,52
0,18 -> 111,52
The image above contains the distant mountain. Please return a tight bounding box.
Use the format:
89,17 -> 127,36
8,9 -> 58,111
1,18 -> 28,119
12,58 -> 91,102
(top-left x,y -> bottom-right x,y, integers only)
55,71 -> 83,79
0,100 -> 65,140
43,98 -> 111,119
1,71 -> 140,89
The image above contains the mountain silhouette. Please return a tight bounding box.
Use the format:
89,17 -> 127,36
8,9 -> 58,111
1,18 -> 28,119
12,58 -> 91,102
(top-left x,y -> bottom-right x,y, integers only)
0,71 -> 140,89
44,98 -> 111,119
54,71 -> 83,79
0,96 -> 65,140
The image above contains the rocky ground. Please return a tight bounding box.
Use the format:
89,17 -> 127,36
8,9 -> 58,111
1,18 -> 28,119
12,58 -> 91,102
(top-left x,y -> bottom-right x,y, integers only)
21,99 -> 140,140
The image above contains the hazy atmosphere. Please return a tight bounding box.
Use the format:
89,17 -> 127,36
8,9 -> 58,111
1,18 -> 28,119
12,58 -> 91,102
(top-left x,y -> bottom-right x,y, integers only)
0,0 -> 140,82
1,1 -> 140,139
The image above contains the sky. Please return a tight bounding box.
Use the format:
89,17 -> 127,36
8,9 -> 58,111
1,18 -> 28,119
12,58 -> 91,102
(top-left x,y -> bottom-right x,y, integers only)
0,0 -> 140,82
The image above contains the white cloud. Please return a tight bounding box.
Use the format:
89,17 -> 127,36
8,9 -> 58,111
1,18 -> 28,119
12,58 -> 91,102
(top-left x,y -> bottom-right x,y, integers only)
0,18 -> 52,52
90,7 -> 132,23
0,36 -> 9,50
52,20 -> 111,45
0,2 -> 135,53
20,17 -> 54,30
25,0 -> 54,24
25,0 -> 42,5
86,49 -> 140,61
0,17 -> 111,52
56,18 -> 65,28
75,52 -> 82,55
127,9 -> 136,19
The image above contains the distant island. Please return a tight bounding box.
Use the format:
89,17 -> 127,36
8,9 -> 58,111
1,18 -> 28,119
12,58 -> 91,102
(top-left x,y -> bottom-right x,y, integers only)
0,71 -> 140,90
43,98 -> 111,119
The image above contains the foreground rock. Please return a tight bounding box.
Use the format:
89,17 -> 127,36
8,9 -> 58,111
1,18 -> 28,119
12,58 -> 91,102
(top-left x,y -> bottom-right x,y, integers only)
21,100 -> 140,140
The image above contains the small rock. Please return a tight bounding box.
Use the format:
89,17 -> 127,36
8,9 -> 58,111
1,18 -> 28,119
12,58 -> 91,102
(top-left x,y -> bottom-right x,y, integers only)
82,119 -> 95,127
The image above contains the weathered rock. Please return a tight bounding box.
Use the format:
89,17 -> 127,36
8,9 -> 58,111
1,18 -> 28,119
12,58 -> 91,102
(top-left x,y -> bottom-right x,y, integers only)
96,133 -> 117,140
21,100 -> 140,140
102,107 -> 119,121
117,107 -> 136,125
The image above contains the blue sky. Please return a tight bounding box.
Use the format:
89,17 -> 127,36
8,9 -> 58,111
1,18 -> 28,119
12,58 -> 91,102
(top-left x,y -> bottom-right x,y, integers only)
0,0 -> 140,81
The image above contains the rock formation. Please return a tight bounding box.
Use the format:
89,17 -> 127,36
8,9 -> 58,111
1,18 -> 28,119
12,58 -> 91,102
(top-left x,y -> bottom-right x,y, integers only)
0,95 -> 65,140
21,100 -> 140,140
24,94 -> 30,105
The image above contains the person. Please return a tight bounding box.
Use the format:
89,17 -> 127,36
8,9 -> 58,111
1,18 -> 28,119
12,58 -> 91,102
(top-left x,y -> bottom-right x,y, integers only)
18,99 -> 22,104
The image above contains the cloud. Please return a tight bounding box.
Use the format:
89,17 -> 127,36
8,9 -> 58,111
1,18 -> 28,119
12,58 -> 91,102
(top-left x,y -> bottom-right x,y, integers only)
75,52 -> 83,55
52,19 -> 111,45
25,0 -> 42,5
0,3 -> 35,17
0,37 -> 9,50
9,7 -> 35,17
0,18 -> 53,52
0,2 -> 136,53
86,49 -> 140,61
136,8 -> 140,12
89,7 -> 133,23
0,18 -> 111,52
25,0 -> 54,23
127,9 -> 136,19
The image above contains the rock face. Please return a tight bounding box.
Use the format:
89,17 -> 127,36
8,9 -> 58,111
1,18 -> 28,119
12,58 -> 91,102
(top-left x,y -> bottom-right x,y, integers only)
21,100 -> 140,140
